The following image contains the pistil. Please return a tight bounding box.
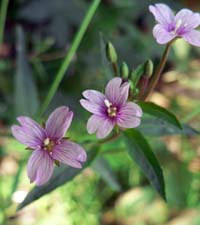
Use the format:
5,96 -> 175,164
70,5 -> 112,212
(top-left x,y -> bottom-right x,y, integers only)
104,99 -> 117,117
43,137 -> 54,152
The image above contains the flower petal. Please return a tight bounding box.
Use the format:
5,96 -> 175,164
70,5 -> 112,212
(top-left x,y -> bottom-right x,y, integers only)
52,140 -> 87,168
17,116 -> 46,142
80,99 -> 105,115
153,24 -> 176,44
11,125 -> 40,148
11,117 -> 46,148
45,106 -> 73,140
82,90 -> 105,105
27,149 -> 54,186
149,3 -> 174,27
105,77 -> 129,106
175,9 -> 200,31
87,114 -> 114,139
182,30 -> 200,47
117,102 -> 142,128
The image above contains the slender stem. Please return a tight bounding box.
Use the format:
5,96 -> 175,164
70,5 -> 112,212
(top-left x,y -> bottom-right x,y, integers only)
0,0 -> 9,45
142,42 -> 172,100
38,0 -> 101,117
137,76 -> 149,100
98,131 -> 121,145
182,104 -> 200,123
111,62 -> 118,77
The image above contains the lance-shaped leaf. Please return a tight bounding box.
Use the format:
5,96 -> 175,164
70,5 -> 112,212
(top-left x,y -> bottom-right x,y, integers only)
15,26 -> 39,117
123,129 -> 166,200
92,156 -> 122,192
139,102 -> 182,129
131,62 -> 145,86
18,147 -> 99,210
138,114 -> 199,136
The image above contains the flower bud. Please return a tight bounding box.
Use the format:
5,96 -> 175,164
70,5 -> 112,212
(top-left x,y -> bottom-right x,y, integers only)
106,42 -> 118,63
144,59 -> 154,77
120,62 -> 129,79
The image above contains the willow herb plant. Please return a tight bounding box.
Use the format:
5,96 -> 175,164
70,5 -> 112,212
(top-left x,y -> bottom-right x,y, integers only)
11,2 -> 200,210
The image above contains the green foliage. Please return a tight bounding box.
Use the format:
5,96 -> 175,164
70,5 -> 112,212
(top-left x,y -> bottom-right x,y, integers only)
92,156 -> 122,192
139,101 -> 182,130
14,26 -> 39,117
138,114 -> 199,136
0,0 -> 200,224
18,147 -> 99,210
123,129 -> 166,200
131,62 -> 145,86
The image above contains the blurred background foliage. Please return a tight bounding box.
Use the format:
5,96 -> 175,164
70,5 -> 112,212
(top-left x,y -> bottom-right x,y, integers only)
0,0 -> 200,224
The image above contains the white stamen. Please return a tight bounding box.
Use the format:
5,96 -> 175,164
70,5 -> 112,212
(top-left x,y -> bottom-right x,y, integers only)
43,138 -> 50,146
175,19 -> 182,32
104,99 -> 112,108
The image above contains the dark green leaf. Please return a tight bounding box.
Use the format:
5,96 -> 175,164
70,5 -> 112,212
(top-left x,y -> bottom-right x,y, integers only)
139,102 -> 182,129
15,26 -> 39,117
123,129 -> 166,200
138,114 -> 199,136
92,157 -> 121,192
17,147 -> 99,210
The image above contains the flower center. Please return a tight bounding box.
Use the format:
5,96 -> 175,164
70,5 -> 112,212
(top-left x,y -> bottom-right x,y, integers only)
43,137 -> 54,152
104,99 -> 117,118
172,19 -> 183,34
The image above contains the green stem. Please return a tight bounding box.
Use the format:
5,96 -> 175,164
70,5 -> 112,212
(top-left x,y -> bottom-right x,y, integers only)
137,76 -> 149,100
98,131 -> 121,145
0,0 -> 9,45
38,0 -> 101,117
142,42 -> 172,100
182,104 -> 200,123
111,62 -> 118,77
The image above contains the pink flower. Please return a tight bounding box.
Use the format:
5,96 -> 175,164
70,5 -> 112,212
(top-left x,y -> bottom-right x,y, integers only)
80,78 -> 142,139
11,106 -> 87,186
149,3 -> 200,46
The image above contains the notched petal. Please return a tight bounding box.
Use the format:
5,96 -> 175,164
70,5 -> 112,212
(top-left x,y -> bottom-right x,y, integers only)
52,140 -> 87,168
117,102 -> 142,129
149,3 -> 174,26
45,106 -> 73,140
80,99 -> 104,115
105,77 -> 129,106
27,149 -> 54,186
82,90 -> 105,104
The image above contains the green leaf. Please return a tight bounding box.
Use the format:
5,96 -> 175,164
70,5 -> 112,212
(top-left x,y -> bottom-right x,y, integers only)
138,114 -> 199,136
165,161 -> 192,208
139,102 -> 182,130
92,156 -> 122,192
14,26 -> 39,117
131,62 -> 145,86
123,129 -> 166,200
17,147 -> 99,210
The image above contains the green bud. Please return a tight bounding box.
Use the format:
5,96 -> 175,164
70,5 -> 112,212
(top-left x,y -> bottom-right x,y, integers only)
106,42 -> 118,63
120,62 -> 129,78
144,59 -> 154,77
129,79 -> 135,91
133,88 -> 139,96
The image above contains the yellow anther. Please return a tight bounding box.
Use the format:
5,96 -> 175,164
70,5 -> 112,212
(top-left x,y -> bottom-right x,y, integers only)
107,106 -> 117,117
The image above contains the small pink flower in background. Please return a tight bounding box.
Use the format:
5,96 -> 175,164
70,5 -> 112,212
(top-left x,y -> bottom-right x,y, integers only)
11,106 -> 87,186
80,78 -> 142,139
149,3 -> 200,46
